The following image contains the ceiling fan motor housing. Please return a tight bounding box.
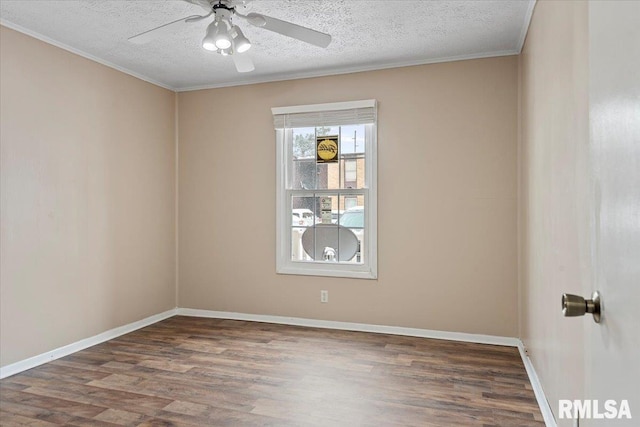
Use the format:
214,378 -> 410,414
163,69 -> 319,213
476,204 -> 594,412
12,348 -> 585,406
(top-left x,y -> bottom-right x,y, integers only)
211,1 -> 237,12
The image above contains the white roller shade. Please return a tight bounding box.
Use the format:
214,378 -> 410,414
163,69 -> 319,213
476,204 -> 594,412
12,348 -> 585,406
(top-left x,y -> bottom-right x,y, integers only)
272,100 -> 377,129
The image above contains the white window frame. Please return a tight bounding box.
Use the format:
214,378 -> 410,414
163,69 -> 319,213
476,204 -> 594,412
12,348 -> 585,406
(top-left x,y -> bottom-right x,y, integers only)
274,100 -> 377,279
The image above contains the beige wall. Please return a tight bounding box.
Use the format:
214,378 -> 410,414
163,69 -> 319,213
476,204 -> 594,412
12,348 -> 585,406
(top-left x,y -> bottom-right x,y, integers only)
0,27 -> 177,366
519,1 -> 589,424
178,56 -> 519,336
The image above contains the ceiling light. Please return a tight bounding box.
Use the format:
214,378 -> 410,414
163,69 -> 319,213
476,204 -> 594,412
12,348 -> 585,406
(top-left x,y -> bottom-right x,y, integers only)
202,21 -> 219,51
231,26 -> 251,53
214,23 -> 232,50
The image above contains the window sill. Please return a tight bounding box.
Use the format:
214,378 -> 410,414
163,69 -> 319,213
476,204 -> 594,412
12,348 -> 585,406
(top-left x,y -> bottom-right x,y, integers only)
276,264 -> 377,280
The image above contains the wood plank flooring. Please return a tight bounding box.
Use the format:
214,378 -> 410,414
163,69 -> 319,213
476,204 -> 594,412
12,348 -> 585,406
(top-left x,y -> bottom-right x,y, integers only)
0,316 -> 544,426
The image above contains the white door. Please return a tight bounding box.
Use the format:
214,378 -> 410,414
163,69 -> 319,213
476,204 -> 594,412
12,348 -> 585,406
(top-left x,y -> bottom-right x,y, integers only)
585,1 -> 640,425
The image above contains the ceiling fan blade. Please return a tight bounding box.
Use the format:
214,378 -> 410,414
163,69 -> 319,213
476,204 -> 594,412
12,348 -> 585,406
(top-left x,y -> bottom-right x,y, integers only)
183,0 -> 213,13
185,13 -> 213,23
229,0 -> 254,7
232,53 -> 255,73
128,15 -> 204,44
244,12 -> 331,48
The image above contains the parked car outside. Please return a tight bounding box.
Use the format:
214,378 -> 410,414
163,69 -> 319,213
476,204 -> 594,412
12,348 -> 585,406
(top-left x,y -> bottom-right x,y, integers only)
292,208 -> 319,227
339,206 -> 364,262
331,210 -> 344,224
338,206 -> 364,228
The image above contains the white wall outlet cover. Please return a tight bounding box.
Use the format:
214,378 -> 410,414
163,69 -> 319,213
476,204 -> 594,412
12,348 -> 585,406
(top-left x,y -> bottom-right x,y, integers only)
320,290 -> 329,303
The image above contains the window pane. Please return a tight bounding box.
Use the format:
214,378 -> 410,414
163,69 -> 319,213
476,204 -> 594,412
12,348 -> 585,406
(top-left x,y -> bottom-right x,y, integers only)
339,225 -> 362,263
339,124 -> 365,155
292,127 -> 316,158
317,162 -> 343,190
291,195 -> 317,262
338,195 -> 365,264
316,126 -> 340,190
292,159 -> 315,190
344,196 -> 357,211
291,227 -> 312,261
339,207 -> 363,228
291,196 -> 318,227
340,124 -> 366,189
292,128 -> 316,190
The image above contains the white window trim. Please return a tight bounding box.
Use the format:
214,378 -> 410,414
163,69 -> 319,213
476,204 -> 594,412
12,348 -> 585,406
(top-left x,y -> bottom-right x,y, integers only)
274,101 -> 378,280
272,99 -> 376,115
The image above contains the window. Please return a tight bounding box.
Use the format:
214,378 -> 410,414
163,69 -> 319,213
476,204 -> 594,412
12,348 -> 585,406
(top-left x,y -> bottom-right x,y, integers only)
273,100 -> 377,279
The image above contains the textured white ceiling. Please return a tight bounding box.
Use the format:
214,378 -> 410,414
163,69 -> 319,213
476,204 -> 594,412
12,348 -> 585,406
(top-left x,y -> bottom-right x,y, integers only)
0,0 -> 535,91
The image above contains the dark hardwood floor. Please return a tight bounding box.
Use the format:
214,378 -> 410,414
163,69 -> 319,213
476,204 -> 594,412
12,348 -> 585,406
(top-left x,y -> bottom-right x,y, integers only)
0,316 -> 544,426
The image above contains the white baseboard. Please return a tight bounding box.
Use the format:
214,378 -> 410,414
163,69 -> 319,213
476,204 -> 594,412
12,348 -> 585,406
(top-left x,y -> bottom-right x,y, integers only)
1,306 -> 554,427
0,308 -> 177,379
175,308 -> 521,347
518,342 -> 557,427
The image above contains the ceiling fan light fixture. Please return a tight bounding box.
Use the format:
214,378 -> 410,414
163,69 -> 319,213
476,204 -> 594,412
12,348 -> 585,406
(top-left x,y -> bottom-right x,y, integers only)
213,21 -> 232,50
231,26 -> 251,53
202,39 -> 218,51
215,36 -> 232,50
202,21 -> 219,51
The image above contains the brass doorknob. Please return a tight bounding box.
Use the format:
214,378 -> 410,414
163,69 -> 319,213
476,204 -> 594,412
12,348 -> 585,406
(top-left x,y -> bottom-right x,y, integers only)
562,291 -> 602,323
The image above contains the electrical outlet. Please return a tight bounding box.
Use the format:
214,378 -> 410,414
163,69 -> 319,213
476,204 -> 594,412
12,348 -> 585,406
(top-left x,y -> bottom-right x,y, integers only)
320,290 -> 328,303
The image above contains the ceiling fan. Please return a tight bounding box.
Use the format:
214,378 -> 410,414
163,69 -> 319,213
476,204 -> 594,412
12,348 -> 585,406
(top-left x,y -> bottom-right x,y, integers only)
128,0 -> 332,73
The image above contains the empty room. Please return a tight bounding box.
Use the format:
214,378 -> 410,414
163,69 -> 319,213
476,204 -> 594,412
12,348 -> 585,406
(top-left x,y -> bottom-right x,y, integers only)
0,0 -> 638,426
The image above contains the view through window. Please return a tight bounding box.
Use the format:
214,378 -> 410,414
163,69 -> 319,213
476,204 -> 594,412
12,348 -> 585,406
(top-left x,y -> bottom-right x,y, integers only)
290,124 -> 367,263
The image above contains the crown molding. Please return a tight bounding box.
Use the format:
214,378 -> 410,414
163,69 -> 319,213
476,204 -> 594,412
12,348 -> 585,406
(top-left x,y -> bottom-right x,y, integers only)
176,50 -> 519,92
0,20 -> 175,91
